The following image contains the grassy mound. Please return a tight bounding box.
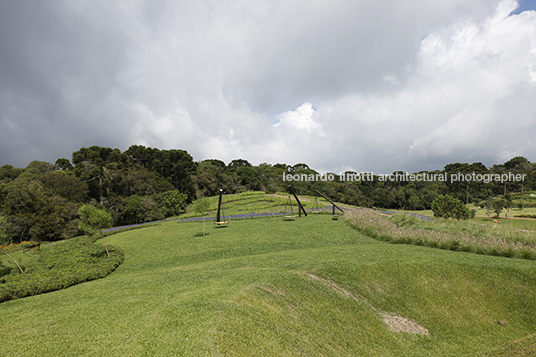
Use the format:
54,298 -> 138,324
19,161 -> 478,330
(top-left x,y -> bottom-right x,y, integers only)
0,238 -> 124,303
0,214 -> 535,356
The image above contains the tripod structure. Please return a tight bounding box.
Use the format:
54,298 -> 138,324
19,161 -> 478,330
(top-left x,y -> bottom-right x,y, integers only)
283,192 -> 295,219
283,185 -> 307,220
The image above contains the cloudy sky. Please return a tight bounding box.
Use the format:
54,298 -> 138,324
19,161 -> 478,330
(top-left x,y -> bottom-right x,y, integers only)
1,0 -> 535,174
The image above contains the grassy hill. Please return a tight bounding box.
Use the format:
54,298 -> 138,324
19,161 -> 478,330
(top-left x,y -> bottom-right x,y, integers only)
177,190 -> 332,219
1,194 -> 536,356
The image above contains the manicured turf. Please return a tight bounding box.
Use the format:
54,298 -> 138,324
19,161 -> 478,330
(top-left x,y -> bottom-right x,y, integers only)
1,215 -> 535,356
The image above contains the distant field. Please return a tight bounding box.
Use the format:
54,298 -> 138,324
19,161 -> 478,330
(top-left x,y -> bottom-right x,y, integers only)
376,204 -> 536,231
1,211 -> 536,356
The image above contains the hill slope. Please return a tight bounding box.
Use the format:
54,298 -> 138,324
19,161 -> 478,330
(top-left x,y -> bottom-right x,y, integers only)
1,213 -> 535,356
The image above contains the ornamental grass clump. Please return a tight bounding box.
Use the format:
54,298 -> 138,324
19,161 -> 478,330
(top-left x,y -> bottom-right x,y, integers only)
346,209 -> 536,260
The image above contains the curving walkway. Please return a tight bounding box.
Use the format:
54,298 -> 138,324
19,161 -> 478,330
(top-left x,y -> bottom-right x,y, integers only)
103,206 -> 432,233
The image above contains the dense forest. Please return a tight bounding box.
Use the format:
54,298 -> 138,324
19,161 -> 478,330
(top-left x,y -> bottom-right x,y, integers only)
0,145 -> 534,244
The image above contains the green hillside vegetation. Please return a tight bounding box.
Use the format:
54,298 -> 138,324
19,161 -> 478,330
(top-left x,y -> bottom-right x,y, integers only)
1,144 -> 535,245
1,201 -> 536,355
0,237 -> 123,303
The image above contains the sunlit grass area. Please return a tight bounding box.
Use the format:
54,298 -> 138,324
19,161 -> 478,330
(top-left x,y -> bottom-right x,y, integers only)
1,212 -> 536,356
177,191 -> 332,219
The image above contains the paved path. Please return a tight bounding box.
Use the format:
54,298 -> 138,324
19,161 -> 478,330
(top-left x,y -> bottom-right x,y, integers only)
103,206 -> 433,233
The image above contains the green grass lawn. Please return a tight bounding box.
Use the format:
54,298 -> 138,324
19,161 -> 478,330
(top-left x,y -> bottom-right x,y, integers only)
470,203 -> 536,219
1,214 -> 536,356
177,191 -> 331,219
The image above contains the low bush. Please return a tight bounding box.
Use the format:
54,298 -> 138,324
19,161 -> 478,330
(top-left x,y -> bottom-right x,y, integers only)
515,214 -> 536,219
0,241 -> 39,253
0,239 -> 123,303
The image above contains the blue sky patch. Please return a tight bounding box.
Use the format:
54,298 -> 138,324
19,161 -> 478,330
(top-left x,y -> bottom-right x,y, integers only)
511,0 -> 536,15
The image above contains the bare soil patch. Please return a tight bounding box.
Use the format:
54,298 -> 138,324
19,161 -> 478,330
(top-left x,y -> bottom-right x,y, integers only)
305,272 -> 429,336
379,312 -> 429,335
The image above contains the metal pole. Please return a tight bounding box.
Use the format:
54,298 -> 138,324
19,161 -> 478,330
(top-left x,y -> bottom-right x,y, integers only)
216,189 -> 223,222
315,189 -> 344,213
288,185 -> 307,217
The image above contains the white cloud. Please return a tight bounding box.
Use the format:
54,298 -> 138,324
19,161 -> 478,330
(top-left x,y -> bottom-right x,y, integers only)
290,0 -> 536,173
273,102 -> 324,134
131,104 -> 200,149
1,0 -> 536,174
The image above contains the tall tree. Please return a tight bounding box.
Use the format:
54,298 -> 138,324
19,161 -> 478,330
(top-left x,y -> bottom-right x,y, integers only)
72,146 -> 126,203
0,216 -> 23,274
125,145 -> 197,201
0,164 -> 23,183
54,158 -> 73,171
78,204 -> 113,257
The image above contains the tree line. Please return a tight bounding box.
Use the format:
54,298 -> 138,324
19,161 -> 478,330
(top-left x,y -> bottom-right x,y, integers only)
0,144 -> 534,244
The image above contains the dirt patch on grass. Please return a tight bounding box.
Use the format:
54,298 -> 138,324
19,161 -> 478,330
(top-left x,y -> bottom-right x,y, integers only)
379,312 -> 429,335
305,272 -> 429,336
306,273 -> 361,303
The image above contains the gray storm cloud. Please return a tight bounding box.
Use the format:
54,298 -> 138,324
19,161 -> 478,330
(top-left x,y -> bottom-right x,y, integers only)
1,0 -> 535,173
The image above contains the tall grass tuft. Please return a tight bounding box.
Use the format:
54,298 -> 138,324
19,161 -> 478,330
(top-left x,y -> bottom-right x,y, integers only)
346,209 -> 536,260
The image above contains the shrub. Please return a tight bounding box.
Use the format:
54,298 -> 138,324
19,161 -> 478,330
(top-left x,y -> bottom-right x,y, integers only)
432,195 -> 472,220
0,239 -> 124,303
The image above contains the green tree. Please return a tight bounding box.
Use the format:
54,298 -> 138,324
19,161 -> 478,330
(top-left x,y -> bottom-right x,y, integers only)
0,216 -> 12,246
1,170 -> 81,242
227,159 -> 252,171
236,166 -> 262,191
408,194 -> 422,210
395,189 -> 407,209
54,158 -> 73,171
123,167 -> 174,196
432,194 -> 472,220
444,162 -> 488,203
485,197 -> 494,217
0,216 -> 23,273
492,199 -> 505,219
193,197 -> 211,237
72,146 -> 125,203
125,145 -> 197,201
154,190 -> 187,217
38,171 -> 89,202
124,195 -> 144,224
504,193 -> 513,218
78,204 -> 113,257
194,160 -> 229,197
0,164 -> 23,183
26,160 -> 54,173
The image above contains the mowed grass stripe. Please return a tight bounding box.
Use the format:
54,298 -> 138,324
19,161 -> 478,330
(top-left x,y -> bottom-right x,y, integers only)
1,215 -> 535,356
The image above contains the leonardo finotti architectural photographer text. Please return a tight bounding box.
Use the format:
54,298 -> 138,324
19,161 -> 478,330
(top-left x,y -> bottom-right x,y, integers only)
283,172 -> 527,184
